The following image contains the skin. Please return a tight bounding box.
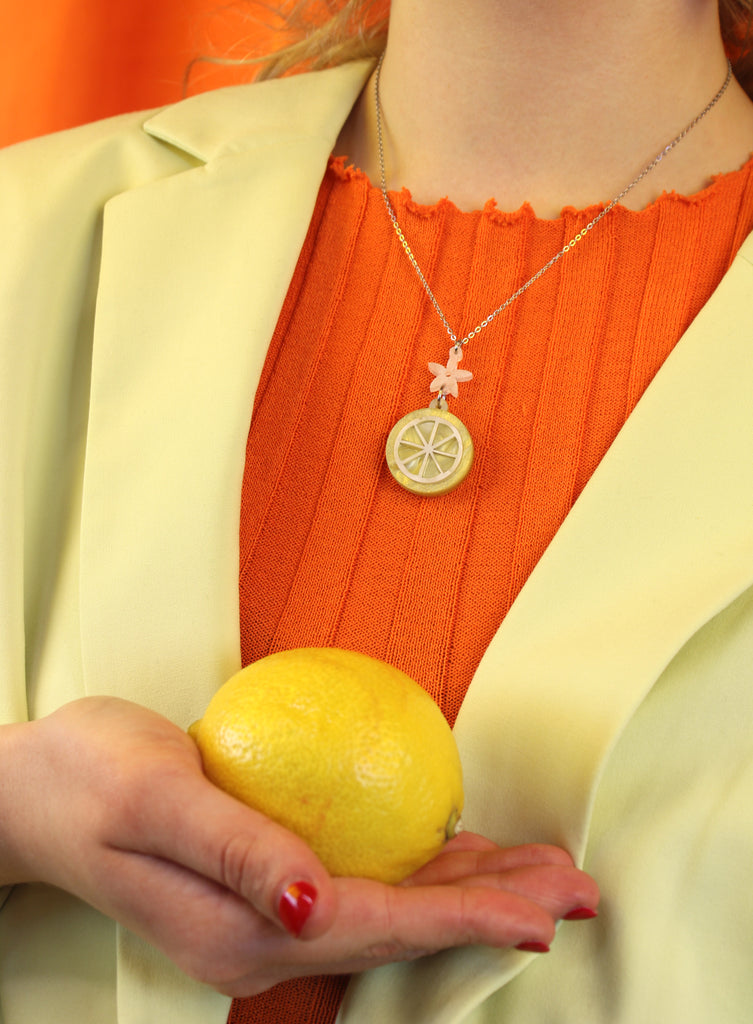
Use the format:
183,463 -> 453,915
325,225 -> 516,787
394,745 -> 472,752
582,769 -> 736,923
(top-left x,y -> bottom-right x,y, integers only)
337,0 -> 753,216
0,698 -> 598,996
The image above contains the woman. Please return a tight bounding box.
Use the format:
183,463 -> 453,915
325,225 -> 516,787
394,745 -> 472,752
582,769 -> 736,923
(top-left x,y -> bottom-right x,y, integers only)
1,1 -> 752,1022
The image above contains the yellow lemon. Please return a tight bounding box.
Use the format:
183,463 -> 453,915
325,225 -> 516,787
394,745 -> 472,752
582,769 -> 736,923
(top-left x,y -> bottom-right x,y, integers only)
189,647 -> 464,883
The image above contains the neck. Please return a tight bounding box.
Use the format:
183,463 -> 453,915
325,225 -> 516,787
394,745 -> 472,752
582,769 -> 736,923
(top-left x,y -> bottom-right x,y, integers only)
337,0 -> 753,216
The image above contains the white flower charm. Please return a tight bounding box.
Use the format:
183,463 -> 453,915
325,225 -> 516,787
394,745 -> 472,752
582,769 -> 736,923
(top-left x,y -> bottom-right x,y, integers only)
428,346 -> 473,399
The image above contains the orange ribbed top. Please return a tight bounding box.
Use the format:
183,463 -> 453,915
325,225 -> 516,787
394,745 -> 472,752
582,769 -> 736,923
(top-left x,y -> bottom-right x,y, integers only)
231,153 -> 753,1024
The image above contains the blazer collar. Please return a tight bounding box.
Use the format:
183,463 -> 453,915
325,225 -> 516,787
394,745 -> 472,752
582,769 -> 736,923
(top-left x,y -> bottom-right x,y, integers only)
142,60 -> 374,163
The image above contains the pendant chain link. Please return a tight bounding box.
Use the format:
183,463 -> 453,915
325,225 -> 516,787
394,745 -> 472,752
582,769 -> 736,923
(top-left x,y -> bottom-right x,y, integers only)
375,54 -> 733,350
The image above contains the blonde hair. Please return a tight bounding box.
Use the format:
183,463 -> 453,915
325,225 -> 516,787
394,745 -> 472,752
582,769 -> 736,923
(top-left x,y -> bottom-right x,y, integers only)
253,1 -> 389,79
188,2 -> 388,86
195,1 -> 753,97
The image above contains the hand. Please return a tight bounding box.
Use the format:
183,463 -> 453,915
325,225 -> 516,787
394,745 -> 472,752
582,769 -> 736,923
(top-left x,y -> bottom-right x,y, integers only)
0,697 -> 598,996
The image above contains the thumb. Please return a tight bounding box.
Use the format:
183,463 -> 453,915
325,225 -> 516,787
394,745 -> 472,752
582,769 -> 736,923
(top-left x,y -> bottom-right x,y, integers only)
129,759 -> 338,940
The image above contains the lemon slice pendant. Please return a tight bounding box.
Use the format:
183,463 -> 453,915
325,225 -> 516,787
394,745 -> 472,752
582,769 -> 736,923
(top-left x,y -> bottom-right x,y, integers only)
386,407 -> 474,496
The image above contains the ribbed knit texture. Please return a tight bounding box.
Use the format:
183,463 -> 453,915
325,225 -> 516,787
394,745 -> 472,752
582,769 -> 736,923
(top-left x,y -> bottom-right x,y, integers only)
230,153 -> 753,1024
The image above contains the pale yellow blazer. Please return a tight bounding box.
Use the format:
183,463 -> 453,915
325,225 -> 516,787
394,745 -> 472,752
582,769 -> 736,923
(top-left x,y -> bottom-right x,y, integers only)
1,60 -> 752,1024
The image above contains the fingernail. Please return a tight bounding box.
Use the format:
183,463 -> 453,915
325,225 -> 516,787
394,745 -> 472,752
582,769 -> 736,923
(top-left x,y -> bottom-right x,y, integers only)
563,906 -> 598,921
515,941 -> 550,953
278,881 -> 317,937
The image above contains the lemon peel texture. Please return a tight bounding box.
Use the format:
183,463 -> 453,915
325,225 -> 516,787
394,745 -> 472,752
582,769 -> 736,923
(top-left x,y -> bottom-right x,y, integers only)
189,647 -> 464,883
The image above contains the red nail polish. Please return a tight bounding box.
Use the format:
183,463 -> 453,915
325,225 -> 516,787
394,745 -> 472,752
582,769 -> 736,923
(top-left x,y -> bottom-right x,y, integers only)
515,941 -> 550,953
278,881 -> 317,937
563,906 -> 598,921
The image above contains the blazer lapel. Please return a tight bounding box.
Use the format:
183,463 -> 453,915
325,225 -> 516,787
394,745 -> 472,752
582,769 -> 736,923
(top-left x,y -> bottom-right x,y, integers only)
455,233 -> 753,862
340,237 -> 753,1022
78,62 -> 372,727
76,61 -> 371,1024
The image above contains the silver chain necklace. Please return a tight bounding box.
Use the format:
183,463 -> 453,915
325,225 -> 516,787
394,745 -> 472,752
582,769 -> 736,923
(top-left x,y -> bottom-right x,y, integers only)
381,55 -> 733,496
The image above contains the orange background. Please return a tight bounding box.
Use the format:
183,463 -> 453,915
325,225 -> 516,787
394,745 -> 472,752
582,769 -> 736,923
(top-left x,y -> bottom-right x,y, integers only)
0,1 -> 280,148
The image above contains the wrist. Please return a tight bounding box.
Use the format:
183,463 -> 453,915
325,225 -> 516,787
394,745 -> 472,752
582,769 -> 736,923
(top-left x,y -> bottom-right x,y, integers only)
0,720 -> 42,886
